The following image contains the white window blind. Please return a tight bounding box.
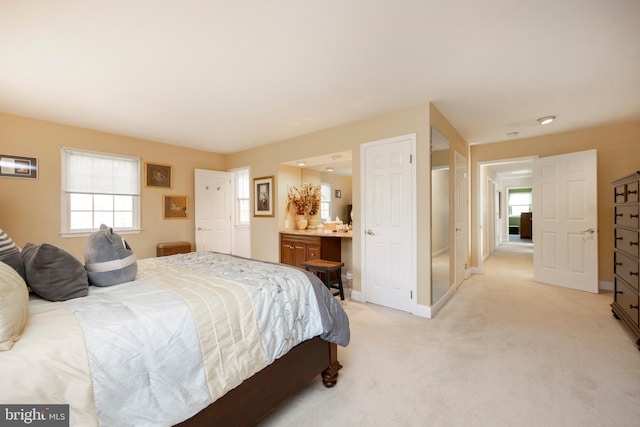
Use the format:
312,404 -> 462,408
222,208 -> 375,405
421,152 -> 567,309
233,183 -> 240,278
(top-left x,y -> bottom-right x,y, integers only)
321,182 -> 332,221
63,149 -> 139,196
235,168 -> 250,225
61,148 -> 140,235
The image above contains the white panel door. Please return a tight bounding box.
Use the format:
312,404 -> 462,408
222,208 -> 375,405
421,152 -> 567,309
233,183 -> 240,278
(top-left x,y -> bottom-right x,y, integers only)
533,149 -> 598,293
362,134 -> 415,312
195,169 -> 231,253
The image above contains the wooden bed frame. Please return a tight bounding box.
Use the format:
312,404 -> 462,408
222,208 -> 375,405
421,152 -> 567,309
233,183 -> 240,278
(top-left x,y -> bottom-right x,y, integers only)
177,337 -> 342,426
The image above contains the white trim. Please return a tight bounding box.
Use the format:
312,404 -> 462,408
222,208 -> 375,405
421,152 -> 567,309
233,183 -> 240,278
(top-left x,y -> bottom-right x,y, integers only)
61,229 -> 141,239
476,155 -> 538,277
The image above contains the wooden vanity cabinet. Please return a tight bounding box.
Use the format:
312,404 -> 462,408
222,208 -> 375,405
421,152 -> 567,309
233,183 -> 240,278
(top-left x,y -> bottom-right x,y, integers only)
280,233 -> 340,268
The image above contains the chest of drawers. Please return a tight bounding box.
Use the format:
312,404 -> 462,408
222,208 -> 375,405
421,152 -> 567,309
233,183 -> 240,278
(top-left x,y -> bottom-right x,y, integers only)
156,241 -> 192,257
611,172 -> 640,350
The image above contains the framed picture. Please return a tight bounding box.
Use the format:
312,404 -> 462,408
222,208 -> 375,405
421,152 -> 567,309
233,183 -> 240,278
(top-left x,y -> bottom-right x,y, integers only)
254,176 -> 274,217
0,154 -> 38,179
163,195 -> 188,219
145,162 -> 172,188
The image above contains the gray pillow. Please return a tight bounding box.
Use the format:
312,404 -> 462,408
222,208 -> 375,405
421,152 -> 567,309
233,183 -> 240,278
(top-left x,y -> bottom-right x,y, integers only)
22,243 -> 89,301
84,225 -> 137,287
0,228 -> 25,281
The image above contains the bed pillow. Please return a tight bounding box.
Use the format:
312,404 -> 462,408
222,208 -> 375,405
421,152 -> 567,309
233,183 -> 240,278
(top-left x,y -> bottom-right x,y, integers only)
0,261 -> 29,351
0,228 -> 25,281
22,243 -> 89,301
84,224 -> 137,287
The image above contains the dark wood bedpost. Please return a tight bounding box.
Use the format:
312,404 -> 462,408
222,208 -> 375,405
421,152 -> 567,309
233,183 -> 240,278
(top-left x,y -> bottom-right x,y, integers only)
321,342 -> 343,387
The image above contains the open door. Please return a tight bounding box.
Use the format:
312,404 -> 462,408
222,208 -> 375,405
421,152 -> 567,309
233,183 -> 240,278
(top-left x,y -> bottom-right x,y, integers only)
533,149 -> 598,293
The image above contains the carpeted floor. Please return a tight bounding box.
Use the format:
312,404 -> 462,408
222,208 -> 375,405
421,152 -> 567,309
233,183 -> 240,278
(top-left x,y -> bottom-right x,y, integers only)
259,243 -> 640,427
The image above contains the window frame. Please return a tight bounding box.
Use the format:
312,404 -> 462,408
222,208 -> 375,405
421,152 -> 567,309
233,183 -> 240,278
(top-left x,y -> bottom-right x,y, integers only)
508,188 -> 532,217
61,148 -> 141,237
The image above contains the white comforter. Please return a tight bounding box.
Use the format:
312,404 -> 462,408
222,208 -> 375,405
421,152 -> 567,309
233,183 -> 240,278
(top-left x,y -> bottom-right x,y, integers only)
0,252 -> 348,427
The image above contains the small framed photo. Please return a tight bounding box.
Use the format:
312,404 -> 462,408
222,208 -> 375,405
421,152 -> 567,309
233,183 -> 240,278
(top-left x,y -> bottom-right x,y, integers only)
163,195 -> 188,219
0,154 -> 38,179
145,162 -> 172,188
335,189 -> 342,198
254,176 -> 274,217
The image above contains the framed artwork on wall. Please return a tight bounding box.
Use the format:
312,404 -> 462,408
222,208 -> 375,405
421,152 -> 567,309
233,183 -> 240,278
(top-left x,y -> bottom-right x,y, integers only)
0,154 -> 38,179
163,195 -> 188,219
254,176 -> 274,217
145,162 -> 172,188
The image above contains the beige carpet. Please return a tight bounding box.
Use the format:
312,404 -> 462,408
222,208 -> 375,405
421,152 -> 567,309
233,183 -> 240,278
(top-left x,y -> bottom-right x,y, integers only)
259,243 -> 640,426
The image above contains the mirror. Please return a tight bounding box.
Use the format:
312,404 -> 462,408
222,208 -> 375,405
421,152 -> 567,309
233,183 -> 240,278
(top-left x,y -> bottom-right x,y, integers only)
431,127 -> 451,305
281,150 -> 353,223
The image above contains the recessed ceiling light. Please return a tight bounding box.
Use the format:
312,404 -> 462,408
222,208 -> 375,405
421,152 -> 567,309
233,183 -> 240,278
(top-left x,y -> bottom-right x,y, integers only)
297,161 -> 306,166
537,115 -> 556,125
326,167 -> 334,172
507,131 -> 519,137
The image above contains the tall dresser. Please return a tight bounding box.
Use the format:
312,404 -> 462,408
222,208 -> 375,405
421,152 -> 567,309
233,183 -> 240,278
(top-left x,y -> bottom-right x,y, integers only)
611,172 -> 640,350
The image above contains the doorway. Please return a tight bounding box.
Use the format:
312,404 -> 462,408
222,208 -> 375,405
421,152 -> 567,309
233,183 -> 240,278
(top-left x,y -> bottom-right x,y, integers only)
478,157 -> 535,272
477,150 -> 599,294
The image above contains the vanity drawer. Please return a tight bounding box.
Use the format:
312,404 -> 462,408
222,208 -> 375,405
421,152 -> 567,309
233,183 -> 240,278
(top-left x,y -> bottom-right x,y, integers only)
615,205 -> 640,229
627,180 -> 639,203
615,278 -> 639,328
306,244 -> 321,261
614,251 -> 639,290
615,228 -> 640,258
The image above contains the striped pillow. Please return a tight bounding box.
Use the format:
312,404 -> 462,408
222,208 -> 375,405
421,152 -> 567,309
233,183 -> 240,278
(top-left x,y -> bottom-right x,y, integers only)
0,228 -> 25,280
0,262 -> 28,351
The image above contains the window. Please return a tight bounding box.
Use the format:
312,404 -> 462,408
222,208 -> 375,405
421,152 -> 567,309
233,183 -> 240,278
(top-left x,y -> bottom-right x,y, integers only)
508,189 -> 532,216
234,168 -> 250,225
61,148 -> 140,235
321,182 -> 332,221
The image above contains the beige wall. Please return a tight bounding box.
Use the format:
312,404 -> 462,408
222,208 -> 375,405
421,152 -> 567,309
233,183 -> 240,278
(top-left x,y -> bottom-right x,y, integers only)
470,120 -> 640,283
226,104 -> 432,305
0,113 -> 226,261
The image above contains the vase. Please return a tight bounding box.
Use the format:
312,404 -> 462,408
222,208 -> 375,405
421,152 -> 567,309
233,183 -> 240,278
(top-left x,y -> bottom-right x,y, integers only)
308,215 -> 319,230
296,215 -> 308,230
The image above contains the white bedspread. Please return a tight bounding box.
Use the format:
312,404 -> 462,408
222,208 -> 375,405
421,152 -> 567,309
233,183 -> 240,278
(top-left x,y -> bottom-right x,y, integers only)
0,252 -> 343,427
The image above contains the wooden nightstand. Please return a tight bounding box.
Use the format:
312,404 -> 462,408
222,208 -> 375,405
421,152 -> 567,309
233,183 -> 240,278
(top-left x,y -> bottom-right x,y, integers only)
156,241 -> 192,257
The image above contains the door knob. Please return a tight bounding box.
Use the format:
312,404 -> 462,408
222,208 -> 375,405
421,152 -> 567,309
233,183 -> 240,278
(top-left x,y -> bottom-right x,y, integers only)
366,229 -> 375,235
581,228 -> 595,234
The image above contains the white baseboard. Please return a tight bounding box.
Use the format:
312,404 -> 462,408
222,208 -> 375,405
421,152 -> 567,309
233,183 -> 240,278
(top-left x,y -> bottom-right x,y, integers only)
350,289 -> 364,303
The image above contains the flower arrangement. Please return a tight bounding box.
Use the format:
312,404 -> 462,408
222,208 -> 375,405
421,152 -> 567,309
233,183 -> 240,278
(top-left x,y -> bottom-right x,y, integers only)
287,183 -> 321,217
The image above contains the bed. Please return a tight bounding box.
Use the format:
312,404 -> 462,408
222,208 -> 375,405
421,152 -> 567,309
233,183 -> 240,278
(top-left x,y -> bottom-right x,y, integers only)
0,250 -> 350,426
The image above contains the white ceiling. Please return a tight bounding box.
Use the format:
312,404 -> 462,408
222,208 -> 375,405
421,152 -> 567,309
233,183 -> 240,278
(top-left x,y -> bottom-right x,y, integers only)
1,1 -> 639,154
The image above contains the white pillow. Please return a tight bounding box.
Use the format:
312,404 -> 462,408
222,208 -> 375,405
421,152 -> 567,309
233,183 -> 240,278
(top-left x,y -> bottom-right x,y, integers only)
0,261 -> 29,351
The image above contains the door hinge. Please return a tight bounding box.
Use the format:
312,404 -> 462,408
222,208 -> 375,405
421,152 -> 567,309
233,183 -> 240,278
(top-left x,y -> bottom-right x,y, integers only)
410,154 -> 413,164
410,290 -> 413,299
